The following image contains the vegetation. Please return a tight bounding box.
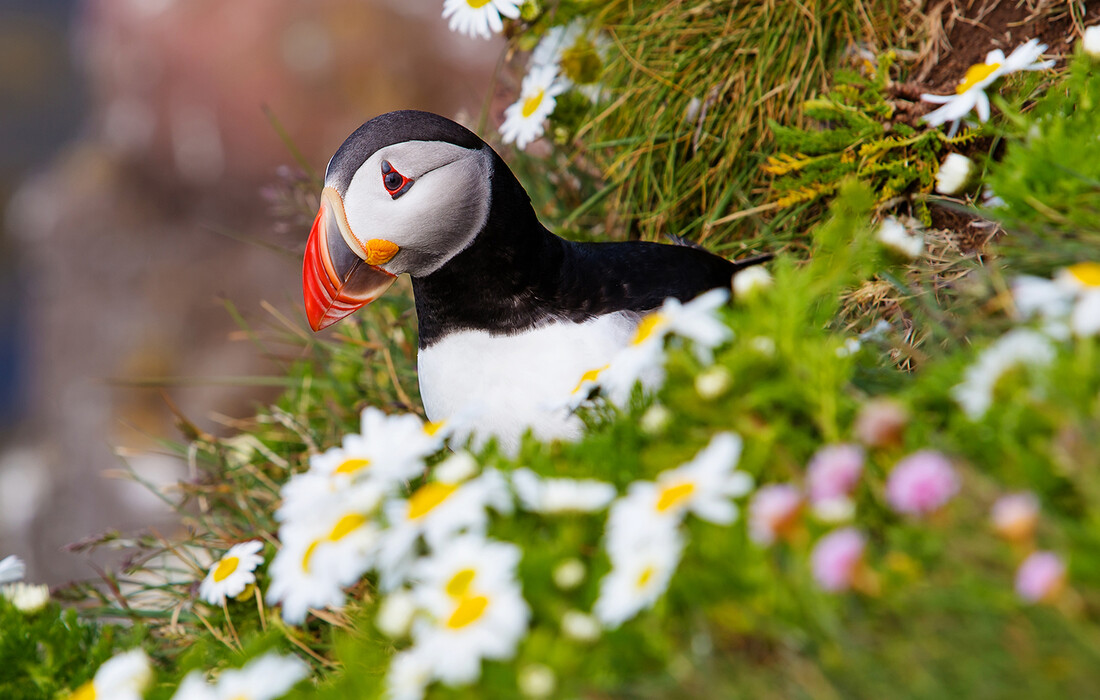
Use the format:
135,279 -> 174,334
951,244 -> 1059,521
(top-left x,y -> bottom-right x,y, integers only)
6,2 -> 1100,699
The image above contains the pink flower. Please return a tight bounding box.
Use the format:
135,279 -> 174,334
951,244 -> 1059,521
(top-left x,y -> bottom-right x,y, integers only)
811,527 -> 866,592
1015,551 -> 1066,603
806,444 -> 864,504
853,398 -> 909,448
991,492 -> 1040,541
886,450 -> 959,516
748,484 -> 803,545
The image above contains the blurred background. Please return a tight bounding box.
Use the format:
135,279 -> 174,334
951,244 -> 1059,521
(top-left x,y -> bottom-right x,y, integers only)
0,0 -> 501,585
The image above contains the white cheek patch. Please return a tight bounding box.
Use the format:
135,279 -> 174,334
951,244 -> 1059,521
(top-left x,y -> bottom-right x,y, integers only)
340,142 -> 492,276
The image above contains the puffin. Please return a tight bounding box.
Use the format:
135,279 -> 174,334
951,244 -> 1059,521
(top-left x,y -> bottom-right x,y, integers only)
302,110 -> 768,451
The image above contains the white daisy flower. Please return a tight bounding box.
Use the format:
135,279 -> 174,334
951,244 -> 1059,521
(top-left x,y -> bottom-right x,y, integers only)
530,20 -> 611,103
73,648 -> 153,700
386,649 -> 433,700
171,652 -> 308,700
349,407 -> 446,485
606,432 -> 751,552
1057,263 -> 1100,337
530,21 -> 586,71
500,64 -> 568,150
1,582 -> 50,613
934,153 -> 976,195
198,540 -> 264,605
375,470 -> 512,591
0,554 -> 25,583
408,536 -> 530,685
441,0 -> 520,40
952,328 -> 1056,419
595,288 -> 733,407
922,39 -> 1055,136
267,482 -> 384,623
876,216 -> 924,259
593,525 -> 684,628
377,589 -> 419,638
1084,25 -> 1100,60
511,468 -> 617,513
732,265 -> 773,300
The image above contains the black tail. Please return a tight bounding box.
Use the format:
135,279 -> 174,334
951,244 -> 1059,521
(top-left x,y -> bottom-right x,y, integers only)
729,252 -> 774,272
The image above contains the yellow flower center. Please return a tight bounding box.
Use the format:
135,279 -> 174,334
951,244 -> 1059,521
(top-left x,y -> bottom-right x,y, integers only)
572,364 -> 609,394
466,0 -> 491,6
71,682 -> 96,700
333,458 -> 371,476
301,513 -> 369,572
424,420 -> 446,436
636,565 -> 656,589
956,62 -> 1000,94
212,556 -> 240,583
408,482 -> 459,520
446,568 -> 477,598
521,90 -> 545,118
632,313 -> 664,345
447,595 -> 489,629
655,482 -> 696,513
1066,262 -> 1100,287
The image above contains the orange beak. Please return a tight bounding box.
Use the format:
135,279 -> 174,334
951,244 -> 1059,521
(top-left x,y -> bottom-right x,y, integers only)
303,187 -> 398,331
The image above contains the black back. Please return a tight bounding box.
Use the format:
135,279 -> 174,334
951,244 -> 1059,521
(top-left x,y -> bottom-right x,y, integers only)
412,148 -> 753,348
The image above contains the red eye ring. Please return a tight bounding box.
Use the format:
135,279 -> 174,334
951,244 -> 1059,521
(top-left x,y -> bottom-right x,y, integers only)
381,160 -> 412,198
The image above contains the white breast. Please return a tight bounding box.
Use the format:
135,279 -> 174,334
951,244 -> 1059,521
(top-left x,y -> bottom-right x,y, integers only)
417,312 -> 638,454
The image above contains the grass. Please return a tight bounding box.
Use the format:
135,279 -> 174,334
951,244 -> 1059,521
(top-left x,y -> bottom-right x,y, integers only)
558,0 -> 914,249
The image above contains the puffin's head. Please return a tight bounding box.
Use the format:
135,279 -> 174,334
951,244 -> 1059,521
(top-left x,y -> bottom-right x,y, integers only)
303,110 -> 493,331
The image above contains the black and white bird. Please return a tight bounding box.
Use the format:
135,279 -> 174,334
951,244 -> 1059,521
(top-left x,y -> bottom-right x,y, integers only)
303,110 -> 768,451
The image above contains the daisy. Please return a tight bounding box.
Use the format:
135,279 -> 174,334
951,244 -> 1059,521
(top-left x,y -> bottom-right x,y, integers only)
922,39 -> 1055,136
1,582 -> 50,613
71,648 -> 153,700
530,20 -> 611,102
510,468 -> 617,513
1057,262 -> 1100,337
876,216 -> 924,259
530,21 -> 586,72
171,652 -> 308,700
348,407 -> 447,485
500,64 -> 568,150
606,432 -> 751,550
267,482 -> 384,623
386,649 -> 433,700
934,153 -> 976,195
593,525 -> 684,628
732,265 -> 773,300
375,470 -> 512,591
441,0 -> 520,40
595,289 -> 733,406
1085,25 -> 1100,59
408,536 -> 530,685
952,328 -> 1056,419
198,540 -> 264,605
0,554 -> 25,583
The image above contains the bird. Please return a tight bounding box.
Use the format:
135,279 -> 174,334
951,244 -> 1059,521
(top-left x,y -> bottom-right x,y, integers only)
302,110 -> 769,452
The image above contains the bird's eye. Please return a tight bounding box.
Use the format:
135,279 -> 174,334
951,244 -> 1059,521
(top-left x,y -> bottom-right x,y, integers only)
381,160 -> 412,198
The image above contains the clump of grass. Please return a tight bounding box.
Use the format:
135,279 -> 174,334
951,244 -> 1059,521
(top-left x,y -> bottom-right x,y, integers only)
562,0 -> 911,250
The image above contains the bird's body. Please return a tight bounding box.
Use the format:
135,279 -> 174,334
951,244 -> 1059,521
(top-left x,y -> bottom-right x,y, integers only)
302,110 -> 767,451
